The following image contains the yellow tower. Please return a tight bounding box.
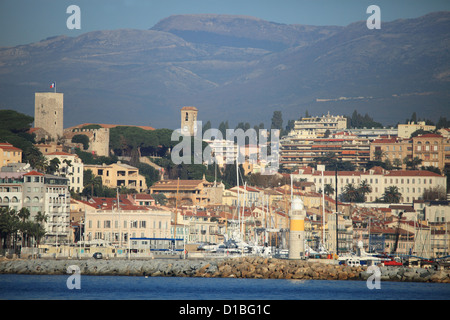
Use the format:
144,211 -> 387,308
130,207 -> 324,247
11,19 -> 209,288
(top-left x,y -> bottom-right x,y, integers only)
289,197 -> 306,259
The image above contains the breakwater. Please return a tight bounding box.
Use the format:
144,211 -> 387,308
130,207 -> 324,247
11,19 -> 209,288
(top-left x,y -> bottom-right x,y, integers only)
0,257 -> 449,283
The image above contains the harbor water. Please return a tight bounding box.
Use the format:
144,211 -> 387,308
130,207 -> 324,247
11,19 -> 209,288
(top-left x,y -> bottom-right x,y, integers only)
0,274 -> 449,300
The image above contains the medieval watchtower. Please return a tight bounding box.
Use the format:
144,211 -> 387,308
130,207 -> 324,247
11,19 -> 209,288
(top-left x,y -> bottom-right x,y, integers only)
34,92 -> 64,141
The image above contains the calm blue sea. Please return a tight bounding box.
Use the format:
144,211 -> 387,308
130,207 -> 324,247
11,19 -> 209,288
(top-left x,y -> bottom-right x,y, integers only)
0,274 -> 449,301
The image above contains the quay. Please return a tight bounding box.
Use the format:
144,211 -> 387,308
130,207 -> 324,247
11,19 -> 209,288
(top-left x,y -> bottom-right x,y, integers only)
0,256 -> 449,283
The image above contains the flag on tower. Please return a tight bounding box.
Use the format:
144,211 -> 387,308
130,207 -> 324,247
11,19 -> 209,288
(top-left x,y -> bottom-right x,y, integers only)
50,82 -> 55,89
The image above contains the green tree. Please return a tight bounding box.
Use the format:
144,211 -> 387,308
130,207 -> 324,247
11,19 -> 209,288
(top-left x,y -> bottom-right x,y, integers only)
373,149 -> 386,161
137,162 -> 161,187
46,158 -> 60,175
342,184 -> 360,202
324,184 -> 335,196
393,158 -> 402,170
218,121 -> 229,137
358,180 -> 372,201
71,134 -> 90,150
151,193 -> 167,206
202,120 -> 212,135
33,212 -> 47,247
0,207 -> 19,250
271,111 -> 283,131
383,186 -> 402,203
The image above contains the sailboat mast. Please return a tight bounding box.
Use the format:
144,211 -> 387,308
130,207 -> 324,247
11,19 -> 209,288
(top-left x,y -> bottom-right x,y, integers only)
236,159 -> 239,240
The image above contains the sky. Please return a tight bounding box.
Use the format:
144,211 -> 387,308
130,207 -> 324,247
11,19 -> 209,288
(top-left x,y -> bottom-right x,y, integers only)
1,0 -> 450,47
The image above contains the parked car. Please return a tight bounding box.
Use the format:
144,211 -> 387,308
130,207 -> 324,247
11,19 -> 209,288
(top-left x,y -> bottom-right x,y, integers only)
93,252 -> 103,259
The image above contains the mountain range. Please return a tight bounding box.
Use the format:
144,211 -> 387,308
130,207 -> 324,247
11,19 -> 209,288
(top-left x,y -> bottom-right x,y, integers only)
0,12 -> 449,130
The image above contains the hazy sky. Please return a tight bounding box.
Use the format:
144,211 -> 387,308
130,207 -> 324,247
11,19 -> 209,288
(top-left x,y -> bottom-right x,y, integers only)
1,0 -> 450,46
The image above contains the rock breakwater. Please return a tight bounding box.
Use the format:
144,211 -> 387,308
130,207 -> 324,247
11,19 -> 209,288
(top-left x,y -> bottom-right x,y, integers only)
0,257 -> 449,283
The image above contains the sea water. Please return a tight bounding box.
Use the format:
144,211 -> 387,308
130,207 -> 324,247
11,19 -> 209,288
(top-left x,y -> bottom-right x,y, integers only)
0,274 -> 449,300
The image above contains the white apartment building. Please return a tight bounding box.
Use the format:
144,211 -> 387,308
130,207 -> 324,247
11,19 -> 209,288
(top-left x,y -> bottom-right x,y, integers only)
292,166 -> 447,204
203,138 -> 238,166
0,170 -> 71,244
45,152 -> 84,193
286,112 -> 348,139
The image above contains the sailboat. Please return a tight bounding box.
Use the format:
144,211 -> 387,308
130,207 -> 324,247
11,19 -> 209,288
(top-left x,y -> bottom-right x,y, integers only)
338,241 -> 384,266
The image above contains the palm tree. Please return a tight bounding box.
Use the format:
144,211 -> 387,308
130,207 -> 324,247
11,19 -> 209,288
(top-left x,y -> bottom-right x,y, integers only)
324,184 -> 335,196
0,208 -> 20,251
33,211 -> 47,247
358,180 -> 372,202
383,186 -> 402,203
411,157 -> 423,170
17,208 -> 30,247
343,183 -> 359,203
373,149 -> 386,161
30,222 -> 46,248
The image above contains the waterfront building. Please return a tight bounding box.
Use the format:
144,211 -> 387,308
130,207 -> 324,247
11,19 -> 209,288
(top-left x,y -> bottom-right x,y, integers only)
327,212 -> 353,254
73,197 -> 171,245
0,169 -> 70,244
180,208 -> 224,244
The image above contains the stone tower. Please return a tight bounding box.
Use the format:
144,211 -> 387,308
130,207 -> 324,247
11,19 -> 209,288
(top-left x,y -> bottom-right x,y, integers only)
34,92 -> 64,141
181,106 -> 198,136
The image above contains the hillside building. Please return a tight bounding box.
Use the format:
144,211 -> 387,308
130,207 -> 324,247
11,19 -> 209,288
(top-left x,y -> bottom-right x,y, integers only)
286,112 -> 347,139
44,152 -> 84,193
0,143 -> 22,168
398,121 -> 436,139
84,162 -> 147,193
149,177 -> 223,206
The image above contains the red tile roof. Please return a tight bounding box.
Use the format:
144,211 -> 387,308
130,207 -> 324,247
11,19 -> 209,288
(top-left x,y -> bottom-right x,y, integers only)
385,170 -> 441,177
0,143 -> 22,152
414,133 -> 443,138
46,151 -> 74,156
23,171 -> 44,176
